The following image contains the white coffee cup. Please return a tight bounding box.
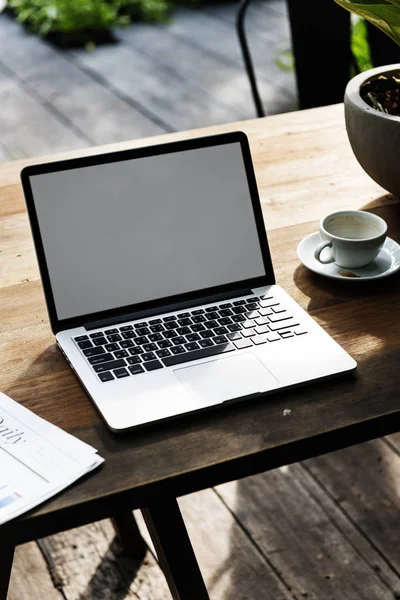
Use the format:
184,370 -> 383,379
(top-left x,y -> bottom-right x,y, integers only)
314,210 -> 387,269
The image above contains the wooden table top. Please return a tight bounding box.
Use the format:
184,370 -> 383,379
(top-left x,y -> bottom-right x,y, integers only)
2,104 -> 400,545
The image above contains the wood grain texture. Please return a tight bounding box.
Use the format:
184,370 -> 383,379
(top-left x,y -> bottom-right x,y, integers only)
216,468 -> 394,599
1,104 -> 399,548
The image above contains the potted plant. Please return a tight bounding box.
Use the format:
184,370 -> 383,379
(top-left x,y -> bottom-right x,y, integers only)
335,0 -> 400,198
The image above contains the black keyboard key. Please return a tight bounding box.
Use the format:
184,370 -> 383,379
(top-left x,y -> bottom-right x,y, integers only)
158,339 -> 172,349
136,327 -> 150,336
88,353 -> 114,365
163,342 -> 234,367
186,333 -> 200,342
206,312 -> 219,321
233,338 -> 253,349
148,319 -> 162,325
228,323 -> 242,332
205,306 -> 218,312
120,325 -> 133,331
242,328 -> 255,337
93,337 -> 107,346
135,336 -> 149,345
220,303 -> 232,309
200,330 -> 214,338
134,321 -> 148,328
233,300 -> 246,306
185,342 -> 200,351
232,306 -> 247,314
232,314 -> 246,323
192,323 -> 205,332
127,355 -> 142,365
120,340 -> 134,349
129,364 -> 145,375
246,303 -> 259,311
199,339 -> 213,348
144,343 -> 158,352
157,349 -> 171,358
227,332 -> 241,341
163,315 -> 176,322
214,327 -> 228,335
177,312 -> 191,318
78,340 -> 93,349
144,360 -> 163,372
172,336 -> 186,345
170,345 -> 185,355
105,328 -> 118,335
142,352 -> 157,361
129,346 -> 144,355
242,320 -> 256,329
108,334 -> 122,342
219,309 -> 233,317
83,346 -> 106,357
150,324 -> 164,333
115,350 -> 129,358
192,315 -> 206,323
177,327 -> 191,336
75,335 -> 89,342
177,318 -> 192,327
94,359 -> 127,373
149,333 -> 163,342
105,342 -> 120,352
98,371 -> 114,382
213,335 -> 227,345
122,331 -> 136,339
218,317 -> 232,326
90,332 -> 104,338
204,320 -> 218,329
165,321 -> 178,330
255,317 -> 269,326
192,309 -> 204,315
164,330 -> 177,339
114,367 -> 130,378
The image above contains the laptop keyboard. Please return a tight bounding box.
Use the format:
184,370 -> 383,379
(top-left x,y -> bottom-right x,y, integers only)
73,295 -> 308,383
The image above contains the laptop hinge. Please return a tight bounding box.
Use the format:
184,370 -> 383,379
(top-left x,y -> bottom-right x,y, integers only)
84,287 -> 254,331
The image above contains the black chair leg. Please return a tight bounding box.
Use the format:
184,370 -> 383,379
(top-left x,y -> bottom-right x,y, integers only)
236,0 -> 265,118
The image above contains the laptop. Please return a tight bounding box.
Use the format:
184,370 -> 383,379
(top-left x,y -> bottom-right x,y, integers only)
21,131 -> 356,432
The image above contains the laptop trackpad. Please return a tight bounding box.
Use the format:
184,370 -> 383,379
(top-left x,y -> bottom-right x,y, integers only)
174,353 -> 278,406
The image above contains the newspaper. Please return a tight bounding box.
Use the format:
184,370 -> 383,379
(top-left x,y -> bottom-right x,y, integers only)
0,392 -> 104,526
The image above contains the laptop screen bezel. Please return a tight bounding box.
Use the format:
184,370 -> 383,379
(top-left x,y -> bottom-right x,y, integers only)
21,131 -> 275,334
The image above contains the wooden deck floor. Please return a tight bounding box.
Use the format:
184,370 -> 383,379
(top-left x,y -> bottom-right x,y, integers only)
2,3 -> 400,599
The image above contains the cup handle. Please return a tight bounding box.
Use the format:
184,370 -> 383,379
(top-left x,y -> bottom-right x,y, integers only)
314,240 -> 335,264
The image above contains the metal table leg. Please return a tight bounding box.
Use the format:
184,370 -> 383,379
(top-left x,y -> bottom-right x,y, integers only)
112,511 -> 147,560
141,498 -> 209,600
0,545 -> 14,600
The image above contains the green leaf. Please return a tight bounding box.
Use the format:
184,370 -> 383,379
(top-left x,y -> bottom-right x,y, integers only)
334,0 -> 400,45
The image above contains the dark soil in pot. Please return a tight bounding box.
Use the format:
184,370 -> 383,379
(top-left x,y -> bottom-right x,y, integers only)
361,73 -> 400,116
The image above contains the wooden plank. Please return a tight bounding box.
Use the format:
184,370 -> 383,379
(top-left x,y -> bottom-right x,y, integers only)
304,440 -> 400,578
0,14 -> 164,145
137,489 -> 292,599
386,433 -> 400,453
8,543 -> 62,600
37,520 -> 172,599
117,21 -> 294,119
0,66 -> 87,160
72,42 -> 241,132
157,7 -> 296,97
292,463 -> 400,595
216,467 -> 396,599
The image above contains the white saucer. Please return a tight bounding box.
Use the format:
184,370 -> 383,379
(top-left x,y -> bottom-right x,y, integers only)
297,232 -> 400,281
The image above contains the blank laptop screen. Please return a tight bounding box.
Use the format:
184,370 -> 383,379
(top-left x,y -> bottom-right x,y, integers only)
29,142 -> 266,321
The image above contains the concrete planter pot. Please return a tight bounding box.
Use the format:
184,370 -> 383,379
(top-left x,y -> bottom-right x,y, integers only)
344,63 -> 400,198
